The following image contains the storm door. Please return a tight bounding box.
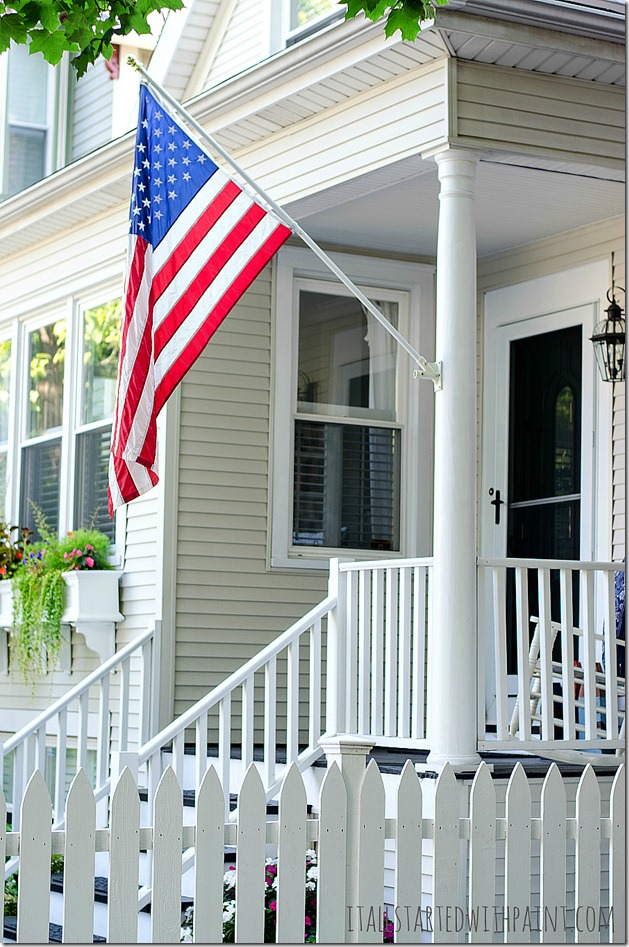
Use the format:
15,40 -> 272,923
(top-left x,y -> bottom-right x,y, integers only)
481,295 -> 598,716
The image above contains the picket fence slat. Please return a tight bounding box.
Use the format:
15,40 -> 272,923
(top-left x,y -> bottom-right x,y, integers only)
193,766 -> 226,943
18,770 -> 51,944
504,762 -> 532,944
317,763 -> 347,944
62,769 -> 96,944
468,762 -> 496,943
152,767 -> 184,943
432,763 -> 460,944
574,766 -> 601,945
394,760 -> 423,944
357,760 -> 386,943
540,763 -> 567,944
609,765 -> 625,944
235,764 -> 266,943
108,767 -> 140,944
276,763 -> 307,943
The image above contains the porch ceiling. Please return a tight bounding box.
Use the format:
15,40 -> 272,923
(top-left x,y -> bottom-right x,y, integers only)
286,154 -> 625,258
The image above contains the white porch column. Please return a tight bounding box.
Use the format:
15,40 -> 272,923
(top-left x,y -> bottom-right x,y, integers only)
426,148 -> 481,769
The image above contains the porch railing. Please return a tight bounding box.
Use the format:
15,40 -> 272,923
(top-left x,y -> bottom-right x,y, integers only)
135,557 -> 433,822
2,624 -> 155,878
479,559 -> 625,753
336,557 -> 432,746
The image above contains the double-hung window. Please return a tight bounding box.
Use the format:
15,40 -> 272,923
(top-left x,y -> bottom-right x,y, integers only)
271,248 -> 435,568
0,294 -> 121,544
0,44 -> 61,199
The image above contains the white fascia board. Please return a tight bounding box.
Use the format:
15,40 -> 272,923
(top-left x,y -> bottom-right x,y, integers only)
443,0 -> 625,44
439,8 -> 625,61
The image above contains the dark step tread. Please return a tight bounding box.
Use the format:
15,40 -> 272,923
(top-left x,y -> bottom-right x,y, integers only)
3,917 -> 105,942
138,787 -> 312,814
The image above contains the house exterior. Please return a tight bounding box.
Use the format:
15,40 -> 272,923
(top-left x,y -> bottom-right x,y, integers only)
0,0 -> 624,811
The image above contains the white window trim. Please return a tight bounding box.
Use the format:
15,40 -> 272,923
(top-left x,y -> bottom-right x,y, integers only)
0,281 -> 124,563
269,0 -> 345,53
270,247 -> 435,570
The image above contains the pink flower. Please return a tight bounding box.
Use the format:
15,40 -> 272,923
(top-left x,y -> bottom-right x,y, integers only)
74,566 -> 79,571
86,544 -> 94,551
63,552 -> 69,559
305,917 -> 312,926
85,556 -> 95,568
269,901 -> 277,912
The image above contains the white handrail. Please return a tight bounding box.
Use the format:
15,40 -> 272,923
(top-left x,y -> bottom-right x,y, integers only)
3,625 -> 155,753
138,597 -> 336,764
478,557 -> 624,572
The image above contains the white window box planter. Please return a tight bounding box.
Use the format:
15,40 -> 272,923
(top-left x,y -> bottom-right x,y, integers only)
0,570 -> 123,673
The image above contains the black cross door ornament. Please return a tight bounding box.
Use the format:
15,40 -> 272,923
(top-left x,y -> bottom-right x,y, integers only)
488,487 -> 504,525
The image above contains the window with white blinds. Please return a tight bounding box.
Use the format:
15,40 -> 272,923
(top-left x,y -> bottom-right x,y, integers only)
271,248 -> 436,568
0,295 -> 121,543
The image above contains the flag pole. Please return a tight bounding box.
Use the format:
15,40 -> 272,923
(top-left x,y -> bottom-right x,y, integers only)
127,56 -> 442,389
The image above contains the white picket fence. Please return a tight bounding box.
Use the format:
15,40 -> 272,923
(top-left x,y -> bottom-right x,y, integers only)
3,759 -> 624,943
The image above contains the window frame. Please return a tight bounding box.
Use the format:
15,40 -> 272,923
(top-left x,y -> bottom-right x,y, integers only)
269,0 -> 345,53
0,45 -> 69,201
0,283 -> 124,563
270,247 -> 435,570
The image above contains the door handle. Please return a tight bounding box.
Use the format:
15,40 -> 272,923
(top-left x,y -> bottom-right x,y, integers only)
488,488 -> 504,525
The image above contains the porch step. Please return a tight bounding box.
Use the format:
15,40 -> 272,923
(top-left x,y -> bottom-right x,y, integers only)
3,917 -> 105,943
138,785 -> 312,816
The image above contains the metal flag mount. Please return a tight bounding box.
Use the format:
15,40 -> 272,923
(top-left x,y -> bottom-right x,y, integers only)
126,56 -> 443,390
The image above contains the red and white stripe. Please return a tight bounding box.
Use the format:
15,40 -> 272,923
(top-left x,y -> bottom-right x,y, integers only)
108,169 -> 290,514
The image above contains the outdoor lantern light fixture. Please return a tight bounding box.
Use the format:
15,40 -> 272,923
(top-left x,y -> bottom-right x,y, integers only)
591,288 -> 625,382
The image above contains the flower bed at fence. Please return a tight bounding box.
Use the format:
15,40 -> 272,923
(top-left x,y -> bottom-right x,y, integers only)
180,851 -> 395,944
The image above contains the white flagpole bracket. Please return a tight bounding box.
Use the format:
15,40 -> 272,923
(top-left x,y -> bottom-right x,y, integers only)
127,56 -> 443,391
415,359 -> 442,390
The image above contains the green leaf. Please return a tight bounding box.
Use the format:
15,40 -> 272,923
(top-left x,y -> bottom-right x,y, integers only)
0,13 -> 29,51
384,6 -> 422,41
35,0 -> 60,32
128,10 -> 152,33
27,25 -> 70,64
71,39 -> 102,76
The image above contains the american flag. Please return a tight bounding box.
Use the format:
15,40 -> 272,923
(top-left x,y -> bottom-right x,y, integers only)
108,84 -> 292,514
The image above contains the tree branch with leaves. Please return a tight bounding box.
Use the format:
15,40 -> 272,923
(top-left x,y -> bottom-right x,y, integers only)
345,0 -> 449,42
0,0 -> 184,76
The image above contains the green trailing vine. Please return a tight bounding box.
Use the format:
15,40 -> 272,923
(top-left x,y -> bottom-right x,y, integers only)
11,555 -> 65,687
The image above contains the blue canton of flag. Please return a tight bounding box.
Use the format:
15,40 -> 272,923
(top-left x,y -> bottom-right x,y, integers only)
130,87 -> 217,246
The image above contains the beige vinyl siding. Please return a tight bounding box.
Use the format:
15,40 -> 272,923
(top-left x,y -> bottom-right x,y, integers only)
69,60 -> 114,162
478,217 -> 625,561
174,265 -> 328,716
454,62 -> 624,172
